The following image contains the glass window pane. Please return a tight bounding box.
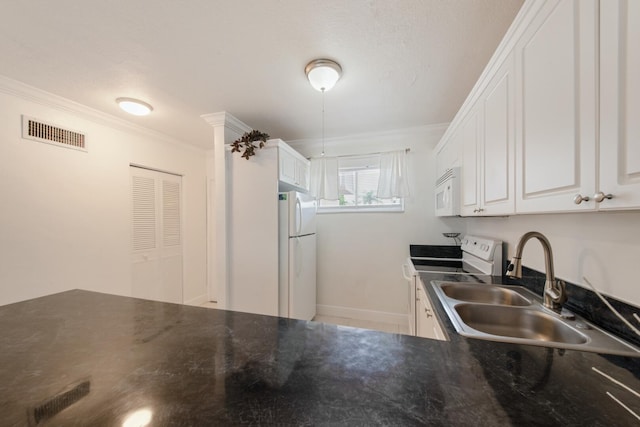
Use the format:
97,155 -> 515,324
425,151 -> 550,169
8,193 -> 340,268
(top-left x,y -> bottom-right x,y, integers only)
317,155 -> 403,212
356,169 -> 380,205
339,171 -> 356,206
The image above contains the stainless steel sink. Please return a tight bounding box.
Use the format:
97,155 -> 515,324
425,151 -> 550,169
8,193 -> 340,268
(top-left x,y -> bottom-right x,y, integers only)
440,282 -> 531,306
432,281 -> 640,357
454,304 -> 587,344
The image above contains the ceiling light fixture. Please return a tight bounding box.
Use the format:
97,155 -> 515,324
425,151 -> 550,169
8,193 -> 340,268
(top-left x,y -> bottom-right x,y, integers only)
116,97 -> 153,116
305,59 -> 342,157
304,59 -> 342,92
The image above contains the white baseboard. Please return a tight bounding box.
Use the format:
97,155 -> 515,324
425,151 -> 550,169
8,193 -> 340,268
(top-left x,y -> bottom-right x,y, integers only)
316,304 -> 407,326
184,294 -> 210,307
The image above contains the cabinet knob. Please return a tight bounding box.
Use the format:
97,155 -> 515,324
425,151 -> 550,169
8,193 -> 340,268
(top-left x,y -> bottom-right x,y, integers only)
573,194 -> 590,204
473,208 -> 483,213
593,192 -> 613,203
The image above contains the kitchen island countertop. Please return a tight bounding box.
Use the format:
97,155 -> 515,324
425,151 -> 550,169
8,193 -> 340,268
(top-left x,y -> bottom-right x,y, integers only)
1,287 -> 639,426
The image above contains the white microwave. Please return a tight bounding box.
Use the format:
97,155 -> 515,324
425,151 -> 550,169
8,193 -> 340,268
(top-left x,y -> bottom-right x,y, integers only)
435,168 -> 460,217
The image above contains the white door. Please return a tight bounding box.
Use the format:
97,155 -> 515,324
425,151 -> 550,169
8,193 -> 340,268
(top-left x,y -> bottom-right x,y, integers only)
288,234 -> 316,320
131,166 -> 183,303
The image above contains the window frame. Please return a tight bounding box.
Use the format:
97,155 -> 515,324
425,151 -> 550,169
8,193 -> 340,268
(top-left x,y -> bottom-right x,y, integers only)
316,155 -> 405,214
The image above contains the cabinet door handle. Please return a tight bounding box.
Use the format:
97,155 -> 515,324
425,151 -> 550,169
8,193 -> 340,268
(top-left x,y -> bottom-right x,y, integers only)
424,308 -> 433,318
573,194 -> 590,204
593,192 -> 613,203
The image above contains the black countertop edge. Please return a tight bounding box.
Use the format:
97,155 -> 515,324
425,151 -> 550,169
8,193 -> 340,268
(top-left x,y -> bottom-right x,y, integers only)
3,289 -> 640,425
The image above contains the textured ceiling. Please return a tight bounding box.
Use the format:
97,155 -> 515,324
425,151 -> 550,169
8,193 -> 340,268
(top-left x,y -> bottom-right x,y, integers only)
0,0 -> 523,148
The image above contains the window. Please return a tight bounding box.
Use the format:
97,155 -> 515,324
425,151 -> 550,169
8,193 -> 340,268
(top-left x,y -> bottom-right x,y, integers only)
318,154 -> 404,213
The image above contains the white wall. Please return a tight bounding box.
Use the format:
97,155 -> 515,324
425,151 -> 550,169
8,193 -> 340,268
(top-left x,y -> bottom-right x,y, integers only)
0,77 -> 208,306
290,126 -> 466,320
466,211 -> 640,307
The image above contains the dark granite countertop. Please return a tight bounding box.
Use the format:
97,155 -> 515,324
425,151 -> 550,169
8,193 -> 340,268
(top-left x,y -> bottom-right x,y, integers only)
1,289 -> 639,426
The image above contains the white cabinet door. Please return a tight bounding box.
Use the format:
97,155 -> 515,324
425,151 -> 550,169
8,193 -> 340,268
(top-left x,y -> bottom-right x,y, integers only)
279,148 -> 297,186
460,54 -> 515,217
279,143 -> 310,192
415,278 -> 445,341
515,0 -> 598,213
460,107 -> 482,216
482,53 -> 515,216
435,129 -> 462,180
295,157 -> 310,191
599,0 -> 640,210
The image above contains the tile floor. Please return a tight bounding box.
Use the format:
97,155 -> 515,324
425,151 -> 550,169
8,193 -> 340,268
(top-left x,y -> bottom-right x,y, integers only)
200,302 -> 410,335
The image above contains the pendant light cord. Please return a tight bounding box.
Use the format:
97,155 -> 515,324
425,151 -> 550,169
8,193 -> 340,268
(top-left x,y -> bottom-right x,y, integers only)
321,88 -> 326,157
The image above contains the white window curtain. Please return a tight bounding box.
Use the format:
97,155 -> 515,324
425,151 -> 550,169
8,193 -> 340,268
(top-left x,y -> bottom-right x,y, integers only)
309,157 -> 339,200
377,149 -> 410,198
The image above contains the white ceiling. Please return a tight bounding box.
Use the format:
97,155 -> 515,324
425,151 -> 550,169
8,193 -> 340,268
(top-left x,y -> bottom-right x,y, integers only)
0,0 -> 523,149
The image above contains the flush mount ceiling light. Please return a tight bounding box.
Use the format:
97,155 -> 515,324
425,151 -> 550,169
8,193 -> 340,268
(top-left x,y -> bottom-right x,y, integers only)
116,97 -> 153,116
305,59 -> 342,92
305,59 -> 342,157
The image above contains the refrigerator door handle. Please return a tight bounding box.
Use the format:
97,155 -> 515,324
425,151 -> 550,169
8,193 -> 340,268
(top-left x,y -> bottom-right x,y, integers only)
295,236 -> 303,276
295,197 -> 303,236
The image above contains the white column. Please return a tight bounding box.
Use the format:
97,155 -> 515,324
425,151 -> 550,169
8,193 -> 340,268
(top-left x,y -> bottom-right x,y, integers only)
201,112 -> 252,309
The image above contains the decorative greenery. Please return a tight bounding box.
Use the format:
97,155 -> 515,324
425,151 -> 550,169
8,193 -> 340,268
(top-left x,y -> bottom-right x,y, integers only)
230,130 -> 270,160
363,191 -> 378,205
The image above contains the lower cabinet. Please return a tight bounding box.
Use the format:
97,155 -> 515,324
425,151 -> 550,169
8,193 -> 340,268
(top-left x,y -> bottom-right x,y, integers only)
415,277 -> 446,341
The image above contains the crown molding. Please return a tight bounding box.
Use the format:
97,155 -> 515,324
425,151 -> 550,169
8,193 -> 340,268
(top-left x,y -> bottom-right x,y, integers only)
201,111 -> 252,144
286,123 -> 449,146
0,74 -> 204,154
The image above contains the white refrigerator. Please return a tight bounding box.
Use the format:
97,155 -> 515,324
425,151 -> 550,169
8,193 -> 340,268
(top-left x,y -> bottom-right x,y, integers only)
278,191 -> 317,320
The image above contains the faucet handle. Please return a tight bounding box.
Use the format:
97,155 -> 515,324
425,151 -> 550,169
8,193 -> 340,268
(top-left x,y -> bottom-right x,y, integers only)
557,280 -> 567,304
545,280 -> 567,305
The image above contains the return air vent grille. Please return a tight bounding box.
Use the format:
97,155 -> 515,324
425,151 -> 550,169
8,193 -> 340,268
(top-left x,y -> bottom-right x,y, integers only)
22,115 -> 87,151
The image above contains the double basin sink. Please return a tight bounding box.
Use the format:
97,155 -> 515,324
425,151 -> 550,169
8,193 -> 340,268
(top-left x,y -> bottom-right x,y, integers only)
432,281 -> 640,357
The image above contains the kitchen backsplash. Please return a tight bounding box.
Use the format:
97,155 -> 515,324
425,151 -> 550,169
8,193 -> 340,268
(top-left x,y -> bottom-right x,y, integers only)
508,265 -> 640,349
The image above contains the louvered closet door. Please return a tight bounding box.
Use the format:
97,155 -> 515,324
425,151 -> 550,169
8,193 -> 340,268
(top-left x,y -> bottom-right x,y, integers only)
131,166 -> 183,303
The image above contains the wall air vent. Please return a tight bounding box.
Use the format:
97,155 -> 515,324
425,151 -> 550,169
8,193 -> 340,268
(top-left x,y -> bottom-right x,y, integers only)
21,115 -> 87,151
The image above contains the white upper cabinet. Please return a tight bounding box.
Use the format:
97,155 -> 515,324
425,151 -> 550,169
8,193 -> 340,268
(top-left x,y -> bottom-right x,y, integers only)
461,52 -> 515,216
435,128 -> 461,180
515,0 -> 598,213
483,53 -> 515,215
460,106 -> 481,215
278,142 -> 310,192
599,0 -> 640,210
440,0 -> 639,215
